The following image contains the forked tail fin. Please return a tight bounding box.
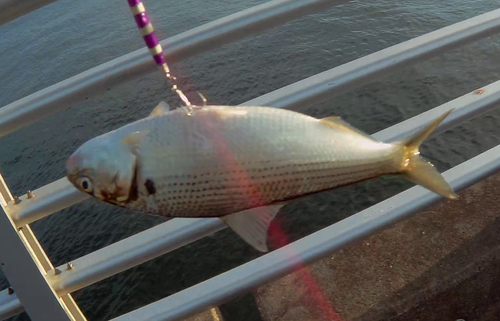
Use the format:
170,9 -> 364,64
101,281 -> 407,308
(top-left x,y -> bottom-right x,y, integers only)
396,109 -> 458,200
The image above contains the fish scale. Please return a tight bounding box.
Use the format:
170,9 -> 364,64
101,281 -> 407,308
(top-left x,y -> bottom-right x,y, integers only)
128,106 -> 394,215
67,103 -> 457,252
137,158 -> 392,217
148,164 -> 385,218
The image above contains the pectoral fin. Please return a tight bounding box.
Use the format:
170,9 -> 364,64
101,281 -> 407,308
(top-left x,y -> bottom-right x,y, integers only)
221,203 -> 286,252
149,101 -> 171,117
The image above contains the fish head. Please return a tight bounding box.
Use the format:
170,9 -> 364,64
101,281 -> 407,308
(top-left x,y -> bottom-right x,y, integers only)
66,135 -> 137,204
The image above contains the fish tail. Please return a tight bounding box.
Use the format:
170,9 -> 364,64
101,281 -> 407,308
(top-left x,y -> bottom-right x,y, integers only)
394,109 -> 458,200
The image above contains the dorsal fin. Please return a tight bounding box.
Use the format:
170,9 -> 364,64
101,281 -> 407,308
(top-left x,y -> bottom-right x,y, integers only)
319,116 -> 372,139
149,101 -> 171,118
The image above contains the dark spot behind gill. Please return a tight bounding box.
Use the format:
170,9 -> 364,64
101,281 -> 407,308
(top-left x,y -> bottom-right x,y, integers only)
145,179 -> 156,195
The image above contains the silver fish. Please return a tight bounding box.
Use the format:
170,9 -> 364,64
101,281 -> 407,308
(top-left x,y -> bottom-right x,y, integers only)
66,102 -> 457,251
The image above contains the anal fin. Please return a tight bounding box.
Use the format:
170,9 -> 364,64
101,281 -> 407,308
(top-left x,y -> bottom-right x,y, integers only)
221,203 -> 286,252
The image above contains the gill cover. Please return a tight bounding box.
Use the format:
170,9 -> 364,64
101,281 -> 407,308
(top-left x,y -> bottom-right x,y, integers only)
66,133 -> 138,203
112,155 -> 137,202
116,131 -> 152,202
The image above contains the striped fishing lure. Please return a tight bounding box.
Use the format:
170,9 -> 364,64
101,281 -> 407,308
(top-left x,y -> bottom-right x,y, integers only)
127,0 -> 192,108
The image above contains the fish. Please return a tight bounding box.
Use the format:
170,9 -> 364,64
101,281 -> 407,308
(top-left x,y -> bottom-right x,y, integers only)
66,101 -> 457,252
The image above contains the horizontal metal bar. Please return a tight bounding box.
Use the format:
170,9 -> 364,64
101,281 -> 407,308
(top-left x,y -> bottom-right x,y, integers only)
244,8 -> 500,109
50,218 -> 225,296
8,178 -> 88,227
0,289 -> 23,320
0,0 -> 350,138
0,0 -> 57,26
110,127 -> 500,321
373,82 -> 500,142
39,79 -> 500,297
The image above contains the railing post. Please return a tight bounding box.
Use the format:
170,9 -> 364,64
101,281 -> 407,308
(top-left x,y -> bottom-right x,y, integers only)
0,172 -> 86,321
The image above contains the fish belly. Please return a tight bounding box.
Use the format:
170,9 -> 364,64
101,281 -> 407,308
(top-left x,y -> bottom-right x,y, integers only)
125,106 -> 398,217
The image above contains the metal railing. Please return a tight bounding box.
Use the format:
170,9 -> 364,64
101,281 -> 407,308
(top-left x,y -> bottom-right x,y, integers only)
1,1 -> 500,321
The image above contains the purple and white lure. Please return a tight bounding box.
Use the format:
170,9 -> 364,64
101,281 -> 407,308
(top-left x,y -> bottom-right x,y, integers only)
127,0 -> 193,110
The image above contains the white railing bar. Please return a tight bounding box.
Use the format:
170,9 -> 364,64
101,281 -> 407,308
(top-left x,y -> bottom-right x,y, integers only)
40,79 -> 500,296
0,0 -> 57,26
0,289 -> 22,320
9,74 -> 500,228
244,8 -> 500,108
374,84 -> 499,143
0,0 -> 350,138
9,178 -> 88,227
110,132 -> 500,321
50,218 -> 224,295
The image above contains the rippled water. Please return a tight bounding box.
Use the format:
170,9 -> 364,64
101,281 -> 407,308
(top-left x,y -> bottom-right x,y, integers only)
1,0 -> 500,320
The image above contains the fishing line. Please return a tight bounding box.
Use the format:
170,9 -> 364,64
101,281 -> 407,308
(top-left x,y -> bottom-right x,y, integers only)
127,0 -> 201,114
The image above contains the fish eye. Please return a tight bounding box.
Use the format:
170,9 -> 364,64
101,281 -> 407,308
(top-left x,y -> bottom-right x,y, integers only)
78,177 -> 93,193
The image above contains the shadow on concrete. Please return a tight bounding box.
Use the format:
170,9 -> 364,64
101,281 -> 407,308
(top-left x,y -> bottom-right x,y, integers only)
356,215 -> 500,321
